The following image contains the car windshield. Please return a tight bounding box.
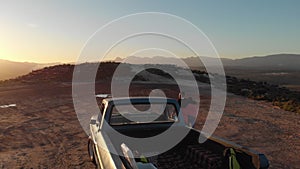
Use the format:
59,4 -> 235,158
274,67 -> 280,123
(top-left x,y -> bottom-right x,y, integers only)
110,103 -> 178,125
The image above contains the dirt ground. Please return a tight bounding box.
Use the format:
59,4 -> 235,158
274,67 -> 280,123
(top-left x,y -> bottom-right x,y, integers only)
0,82 -> 299,169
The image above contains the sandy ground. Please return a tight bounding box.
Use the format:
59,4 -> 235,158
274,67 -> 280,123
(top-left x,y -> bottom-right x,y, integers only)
0,82 -> 299,169
204,94 -> 300,169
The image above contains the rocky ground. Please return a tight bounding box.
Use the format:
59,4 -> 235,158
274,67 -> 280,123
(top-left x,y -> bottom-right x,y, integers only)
0,81 -> 299,169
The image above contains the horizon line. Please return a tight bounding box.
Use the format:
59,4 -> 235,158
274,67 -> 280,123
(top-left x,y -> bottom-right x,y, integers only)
1,52 -> 300,64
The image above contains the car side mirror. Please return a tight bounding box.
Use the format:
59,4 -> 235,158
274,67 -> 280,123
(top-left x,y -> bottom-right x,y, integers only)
90,119 -> 97,125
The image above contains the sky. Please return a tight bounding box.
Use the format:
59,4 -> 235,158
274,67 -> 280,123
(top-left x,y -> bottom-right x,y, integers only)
0,0 -> 300,63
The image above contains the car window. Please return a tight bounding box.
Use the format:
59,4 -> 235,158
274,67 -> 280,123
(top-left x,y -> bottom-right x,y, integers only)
110,103 -> 178,125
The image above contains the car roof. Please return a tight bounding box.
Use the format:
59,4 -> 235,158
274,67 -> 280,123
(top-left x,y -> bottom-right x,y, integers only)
103,97 -> 178,105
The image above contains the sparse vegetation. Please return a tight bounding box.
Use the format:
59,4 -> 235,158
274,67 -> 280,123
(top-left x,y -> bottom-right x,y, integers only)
228,78 -> 300,114
193,70 -> 300,114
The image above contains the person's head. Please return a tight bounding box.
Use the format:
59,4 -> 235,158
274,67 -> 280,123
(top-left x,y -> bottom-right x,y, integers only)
178,92 -> 185,99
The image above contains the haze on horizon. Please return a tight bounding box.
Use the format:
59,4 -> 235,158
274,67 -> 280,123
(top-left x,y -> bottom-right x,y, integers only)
1,0 -> 300,63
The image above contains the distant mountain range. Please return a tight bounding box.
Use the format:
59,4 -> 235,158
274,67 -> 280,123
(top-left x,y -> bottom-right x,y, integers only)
0,54 -> 299,81
222,54 -> 300,69
0,59 -> 59,81
116,54 -> 300,70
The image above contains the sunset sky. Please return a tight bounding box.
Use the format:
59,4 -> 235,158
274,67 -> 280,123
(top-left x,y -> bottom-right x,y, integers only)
0,0 -> 300,63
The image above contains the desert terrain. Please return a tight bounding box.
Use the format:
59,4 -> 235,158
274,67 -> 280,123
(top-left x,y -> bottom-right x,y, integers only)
0,65 -> 299,169
0,81 -> 299,169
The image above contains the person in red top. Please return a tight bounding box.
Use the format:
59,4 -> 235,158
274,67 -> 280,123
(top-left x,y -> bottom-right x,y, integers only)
178,93 -> 198,127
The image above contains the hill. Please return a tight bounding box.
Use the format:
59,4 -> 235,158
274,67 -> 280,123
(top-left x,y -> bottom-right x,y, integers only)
0,59 -> 59,81
226,54 -> 300,69
115,54 -> 300,88
1,62 -> 120,84
116,53 -> 300,70
2,62 -> 299,114
1,53 -> 299,81
201,53 -> 299,69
